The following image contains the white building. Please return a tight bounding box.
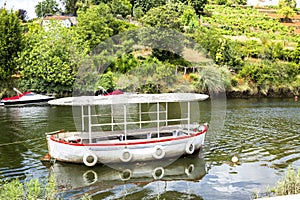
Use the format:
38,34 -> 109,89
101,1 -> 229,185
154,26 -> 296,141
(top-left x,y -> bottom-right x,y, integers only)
247,0 -> 300,8
41,15 -> 77,31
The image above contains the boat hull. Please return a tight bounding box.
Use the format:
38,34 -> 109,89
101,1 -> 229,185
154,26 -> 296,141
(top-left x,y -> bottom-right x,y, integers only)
46,128 -> 207,165
3,97 -> 54,106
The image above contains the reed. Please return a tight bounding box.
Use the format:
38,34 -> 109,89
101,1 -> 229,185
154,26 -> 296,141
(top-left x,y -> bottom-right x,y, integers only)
253,166 -> 300,199
274,166 -> 300,196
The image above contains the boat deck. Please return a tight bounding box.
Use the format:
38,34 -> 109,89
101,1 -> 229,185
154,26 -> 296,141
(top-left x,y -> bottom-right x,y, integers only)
50,124 -> 201,144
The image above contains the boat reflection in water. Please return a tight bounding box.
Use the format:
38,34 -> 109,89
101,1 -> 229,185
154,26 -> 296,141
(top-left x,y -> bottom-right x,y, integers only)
46,153 -> 206,198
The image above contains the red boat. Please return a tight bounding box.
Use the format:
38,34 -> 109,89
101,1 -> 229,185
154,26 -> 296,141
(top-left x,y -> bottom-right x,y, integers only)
1,88 -> 54,106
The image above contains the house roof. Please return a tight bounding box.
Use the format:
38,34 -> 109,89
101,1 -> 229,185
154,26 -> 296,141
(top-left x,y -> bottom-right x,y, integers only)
42,15 -> 77,26
43,15 -> 71,20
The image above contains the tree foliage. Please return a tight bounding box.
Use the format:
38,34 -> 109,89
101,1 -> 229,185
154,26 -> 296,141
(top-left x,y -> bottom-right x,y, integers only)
75,4 -> 135,50
18,9 -> 27,22
75,4 -> 114,49
194,27 -> 244,71
60,0 -> 79,15
141,2 -> 187,30
109,0 -> 132,18
133,0 -> 167,13
35,0 -> 60,18
0,9 -> 23,81
278,0 -> 296,19
17,24 -> 86,94
178,0 -> 208,15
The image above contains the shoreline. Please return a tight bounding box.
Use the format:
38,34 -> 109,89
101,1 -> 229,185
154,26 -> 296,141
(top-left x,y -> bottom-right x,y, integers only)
226,90 -> 299,99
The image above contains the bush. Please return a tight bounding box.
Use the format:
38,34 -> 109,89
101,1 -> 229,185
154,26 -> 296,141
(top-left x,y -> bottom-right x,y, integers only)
0,176 -> 57,200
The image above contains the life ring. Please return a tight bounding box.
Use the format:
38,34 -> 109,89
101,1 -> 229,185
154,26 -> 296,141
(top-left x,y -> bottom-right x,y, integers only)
152,145 -> 165,159
83,170 -> 98,185
152,167 -> 164,180
83,153 -> 97,167
185,141 -> 195,154
119,169 -> 132,181
185,164 -> 195,176
120,149 -> 132,162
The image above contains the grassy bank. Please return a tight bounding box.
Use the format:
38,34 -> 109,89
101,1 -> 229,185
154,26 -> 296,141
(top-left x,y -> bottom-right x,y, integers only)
0,176 -> 91,200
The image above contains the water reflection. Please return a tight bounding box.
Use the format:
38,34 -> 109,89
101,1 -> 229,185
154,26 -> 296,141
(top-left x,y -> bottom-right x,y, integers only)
45,153 -> 206,199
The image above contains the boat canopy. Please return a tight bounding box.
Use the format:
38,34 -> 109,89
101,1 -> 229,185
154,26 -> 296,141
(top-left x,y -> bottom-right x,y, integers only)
48,93 -> 209,106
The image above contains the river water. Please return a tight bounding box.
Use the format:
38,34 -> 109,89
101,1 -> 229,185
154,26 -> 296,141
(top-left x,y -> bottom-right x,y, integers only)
0,98 -> 299,199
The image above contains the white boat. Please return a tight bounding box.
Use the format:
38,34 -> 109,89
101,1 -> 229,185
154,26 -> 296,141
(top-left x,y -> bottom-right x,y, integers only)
1,88 -> 54,106
45,93 -> 209,166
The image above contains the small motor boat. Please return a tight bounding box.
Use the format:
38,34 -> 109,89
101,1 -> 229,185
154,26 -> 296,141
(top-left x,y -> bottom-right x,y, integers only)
1,88 -> 54,106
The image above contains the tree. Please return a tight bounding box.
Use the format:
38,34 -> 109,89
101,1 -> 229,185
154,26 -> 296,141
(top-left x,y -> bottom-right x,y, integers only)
141,2 -> 186,30
109,0 -> 132,18
60,0 -> 79,15
35,0 -> 60,18
140,3 -> 194,61
0,9 -> 23,81
17,23 -> 86,94
134,0 -> 167,13
18,9 -> 27,22
76,4 -> 114,49
278,0 -> 297,20
178,0 -> 208,16
76,4 -> 135,50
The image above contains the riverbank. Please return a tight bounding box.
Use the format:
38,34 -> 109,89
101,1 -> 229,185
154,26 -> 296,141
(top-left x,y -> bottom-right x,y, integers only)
257,194 -> 300,200
227,88 -> 299,98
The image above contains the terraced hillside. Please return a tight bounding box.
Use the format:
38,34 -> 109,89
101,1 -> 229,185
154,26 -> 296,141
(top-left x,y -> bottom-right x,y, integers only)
202,5 -> 298,43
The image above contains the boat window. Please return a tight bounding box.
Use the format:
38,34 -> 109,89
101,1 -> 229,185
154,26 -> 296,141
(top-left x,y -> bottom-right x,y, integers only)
25,93 -> 35,96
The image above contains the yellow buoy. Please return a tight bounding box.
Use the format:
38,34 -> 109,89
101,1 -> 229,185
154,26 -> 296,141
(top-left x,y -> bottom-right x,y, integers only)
231,155 -> 239,163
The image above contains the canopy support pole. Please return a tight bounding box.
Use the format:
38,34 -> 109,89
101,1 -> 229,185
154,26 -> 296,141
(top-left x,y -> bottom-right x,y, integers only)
188,101 -> 190,135
81,105 -> 84,133
111,104 -> 114,131
124,104 -> 127,141
165,102 -> 168,126
88,105 -> 92,143
139,103 -> 142,129
157,102 -> 160,138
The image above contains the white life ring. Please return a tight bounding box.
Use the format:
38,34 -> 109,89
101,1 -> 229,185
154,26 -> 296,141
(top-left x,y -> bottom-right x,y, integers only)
83,170 -> 98,185
119,169 -> 132,181
185,164 -> 195,176
120,149 -> 132,162
185,141 -> 195,154
152,167 -> 164,180
83,153 -> 97,167
152,145 -> 165,159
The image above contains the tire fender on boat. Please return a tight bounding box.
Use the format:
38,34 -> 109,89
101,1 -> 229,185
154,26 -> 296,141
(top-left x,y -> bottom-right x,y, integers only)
83,170 -> 98,185
152,145 -> 165,159
185,141 -> 195,154
152,167 -> 164,180
185,164 -> 195,176
120,149 -> 133,162
83,153 -> 98,167
120,169 -> 132,181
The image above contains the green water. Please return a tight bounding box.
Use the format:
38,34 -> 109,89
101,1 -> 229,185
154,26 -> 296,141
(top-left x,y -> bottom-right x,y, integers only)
0,98 -> 299,199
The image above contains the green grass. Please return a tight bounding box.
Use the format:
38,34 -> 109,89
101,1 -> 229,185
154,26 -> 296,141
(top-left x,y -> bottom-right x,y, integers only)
0,176 -> 91,200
